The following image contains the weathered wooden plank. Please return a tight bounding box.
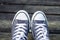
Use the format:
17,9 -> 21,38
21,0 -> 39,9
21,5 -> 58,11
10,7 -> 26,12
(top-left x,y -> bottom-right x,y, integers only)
0,13 -> 60,33
47,15 -> 60,21
28,33 -> 60,40
0,20 -> 60,32
0,13 -> 14,20
0,33 -> 60,40
0,0 -> 27,4
0,5 -> 23,12
0,13 -> 60,21
27,0 -> 60,6
23,6 -> 60,14
0,33 -> 11,40
50,34 -> 60,40
0,0 -> 60,6
0,20 -> 60,33
0,5 -> 60,14
28,34 -> 60,40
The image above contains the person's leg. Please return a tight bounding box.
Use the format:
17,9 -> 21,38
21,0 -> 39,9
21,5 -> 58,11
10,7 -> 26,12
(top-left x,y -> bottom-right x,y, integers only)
12,10 -> 30,40
31,11 -> 49,40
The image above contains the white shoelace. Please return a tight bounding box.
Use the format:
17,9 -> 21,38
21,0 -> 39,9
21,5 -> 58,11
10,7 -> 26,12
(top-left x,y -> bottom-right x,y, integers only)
35,23 -> 49,40
12,23 -> 27,40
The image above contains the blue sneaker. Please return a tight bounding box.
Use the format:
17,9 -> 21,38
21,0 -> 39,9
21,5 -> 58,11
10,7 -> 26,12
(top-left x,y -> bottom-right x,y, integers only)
31,11 -> 49,40
12,10 -> 30,40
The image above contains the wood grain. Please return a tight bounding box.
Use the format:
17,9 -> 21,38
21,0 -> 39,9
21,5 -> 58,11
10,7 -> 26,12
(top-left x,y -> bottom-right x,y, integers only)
0,5 -> 60,14
0,13 -> 60,33
0,0 -> 60,6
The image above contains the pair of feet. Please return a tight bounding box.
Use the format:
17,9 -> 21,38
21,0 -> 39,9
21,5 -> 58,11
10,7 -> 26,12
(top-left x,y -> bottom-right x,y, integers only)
12,10 -> 49,40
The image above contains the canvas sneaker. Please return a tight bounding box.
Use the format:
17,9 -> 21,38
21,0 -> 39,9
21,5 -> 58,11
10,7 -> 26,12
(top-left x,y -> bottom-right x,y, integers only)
31,11 -> 49,40
12,10 -> 30,40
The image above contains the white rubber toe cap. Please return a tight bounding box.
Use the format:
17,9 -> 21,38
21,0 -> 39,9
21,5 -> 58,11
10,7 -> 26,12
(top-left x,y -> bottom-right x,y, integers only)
32,11 -> 46,20
16,13 -> 28,20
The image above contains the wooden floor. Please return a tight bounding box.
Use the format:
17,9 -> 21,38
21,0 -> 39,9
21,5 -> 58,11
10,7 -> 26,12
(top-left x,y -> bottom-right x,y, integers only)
0,0 -> 60,40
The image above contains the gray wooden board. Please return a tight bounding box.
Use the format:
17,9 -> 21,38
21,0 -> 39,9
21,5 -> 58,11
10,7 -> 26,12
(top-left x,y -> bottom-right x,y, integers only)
0,13 -> 60,33
22,6 -> 60,14
0,0 -> 27,4
0,5 -> 60,14
0,0 -> 60,6
0,13 -> 60,21
1,33 -> 60,40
